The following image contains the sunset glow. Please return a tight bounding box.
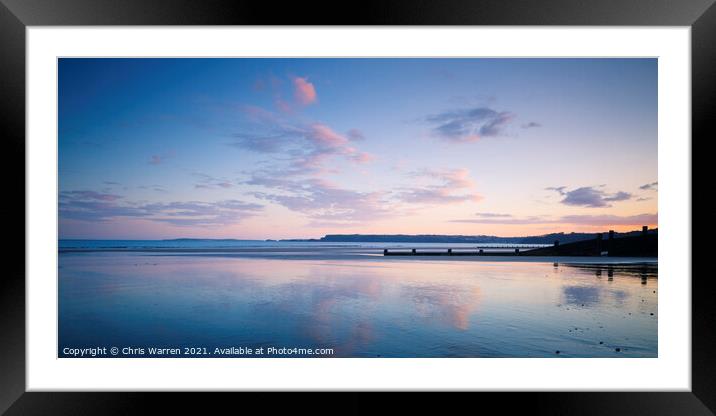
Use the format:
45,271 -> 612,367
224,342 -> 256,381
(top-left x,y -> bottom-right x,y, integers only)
59,58 -> 657,239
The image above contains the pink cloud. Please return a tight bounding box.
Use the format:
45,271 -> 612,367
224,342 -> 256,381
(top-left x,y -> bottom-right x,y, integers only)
309,123 -> 348,148
275,98 -> 293,113
396,168 -> 482,205
293,76 -> 317,106
348,151 -> 374,164
288,124 -> 374,172
231,108 -> 373,174
347,128 -> 365,141
247,175 -> 399,227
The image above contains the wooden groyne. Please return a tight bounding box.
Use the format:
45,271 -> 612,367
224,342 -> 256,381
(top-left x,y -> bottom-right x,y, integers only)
383,227 -> 657,258
383,247 -> 532,256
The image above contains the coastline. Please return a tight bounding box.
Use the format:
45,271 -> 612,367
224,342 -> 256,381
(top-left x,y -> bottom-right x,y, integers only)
58,246 -> 657,264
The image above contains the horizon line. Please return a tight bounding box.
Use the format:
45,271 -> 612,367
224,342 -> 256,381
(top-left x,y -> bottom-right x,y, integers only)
59,227 -> 657,241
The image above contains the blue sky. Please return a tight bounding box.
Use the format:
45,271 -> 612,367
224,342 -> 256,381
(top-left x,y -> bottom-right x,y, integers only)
59,58 -> 657,239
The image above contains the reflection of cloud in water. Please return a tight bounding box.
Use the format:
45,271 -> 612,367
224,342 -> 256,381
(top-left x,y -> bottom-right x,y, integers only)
404,285 -> 481,330
562,285 -> 600,306
561,284 -> 631,309
60,255 -> 658,357
261,272 -> 384,354
610,289 -> 629,307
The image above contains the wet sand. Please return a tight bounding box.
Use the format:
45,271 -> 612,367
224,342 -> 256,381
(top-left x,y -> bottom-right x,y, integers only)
60,246 -> 657,265
59,252 -> 658,358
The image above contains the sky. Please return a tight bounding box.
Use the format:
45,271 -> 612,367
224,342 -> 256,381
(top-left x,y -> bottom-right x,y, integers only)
58,58 -> 658,240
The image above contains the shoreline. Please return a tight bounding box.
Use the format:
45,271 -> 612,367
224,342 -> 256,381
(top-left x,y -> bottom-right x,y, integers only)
58,247 -> 657,264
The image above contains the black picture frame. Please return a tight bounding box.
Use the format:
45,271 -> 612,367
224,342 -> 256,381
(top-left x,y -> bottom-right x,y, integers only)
1,0 -> 710,414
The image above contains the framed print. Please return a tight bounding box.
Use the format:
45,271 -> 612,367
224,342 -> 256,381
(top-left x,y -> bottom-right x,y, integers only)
2,0 -> 712,414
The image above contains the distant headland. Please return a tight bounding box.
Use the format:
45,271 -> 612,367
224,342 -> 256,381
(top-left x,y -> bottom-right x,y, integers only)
278,228 -> 657,245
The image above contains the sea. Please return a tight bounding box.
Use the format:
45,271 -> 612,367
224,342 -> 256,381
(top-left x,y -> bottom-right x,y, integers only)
58,239 -> 657,358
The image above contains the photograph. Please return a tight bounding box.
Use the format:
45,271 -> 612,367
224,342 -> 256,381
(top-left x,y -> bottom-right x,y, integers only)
2,0 -> 708,408
57,57 -> 658,359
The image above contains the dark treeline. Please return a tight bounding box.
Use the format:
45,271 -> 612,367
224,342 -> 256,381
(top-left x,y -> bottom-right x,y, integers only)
282,228 -> 657,244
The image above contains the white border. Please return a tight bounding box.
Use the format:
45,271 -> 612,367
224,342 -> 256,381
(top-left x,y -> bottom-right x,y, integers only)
27,27 -> 691,391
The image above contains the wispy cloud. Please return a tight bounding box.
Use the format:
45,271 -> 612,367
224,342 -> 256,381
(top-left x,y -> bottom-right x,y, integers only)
640,181 -> 658,191
193,172 -> 235,190
347,128 -> 366,142
474,212 -> 513,218
137,184 -> 167,193
242,166 -> 483,226
545,186 -> 567,195
602,191 -> 632,202
560,213 -> 657,226
227,104 -> 383,226
228,132 -> 293,153
425,107 -> 516,143
451,215 -> 546,225
141,200 -> 262,226
395,168 -> 482,205
246,175 -> 396,227
521,121 -> 542,129
295,123 -> 373,170
61,190 -> 122,202
546,186 -> 632,208
451,213 -> 657,227
59,190 -> 262,227
229,108 -> 373,175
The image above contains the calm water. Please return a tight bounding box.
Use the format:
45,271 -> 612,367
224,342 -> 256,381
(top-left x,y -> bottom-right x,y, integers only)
59,239 -> 549,251
58,252 -> 657,358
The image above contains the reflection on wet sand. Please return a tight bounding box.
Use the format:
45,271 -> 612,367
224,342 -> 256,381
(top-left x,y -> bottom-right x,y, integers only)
404,284 -> 481,330
558,262 -> 658,279
59,254 -> 657,357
